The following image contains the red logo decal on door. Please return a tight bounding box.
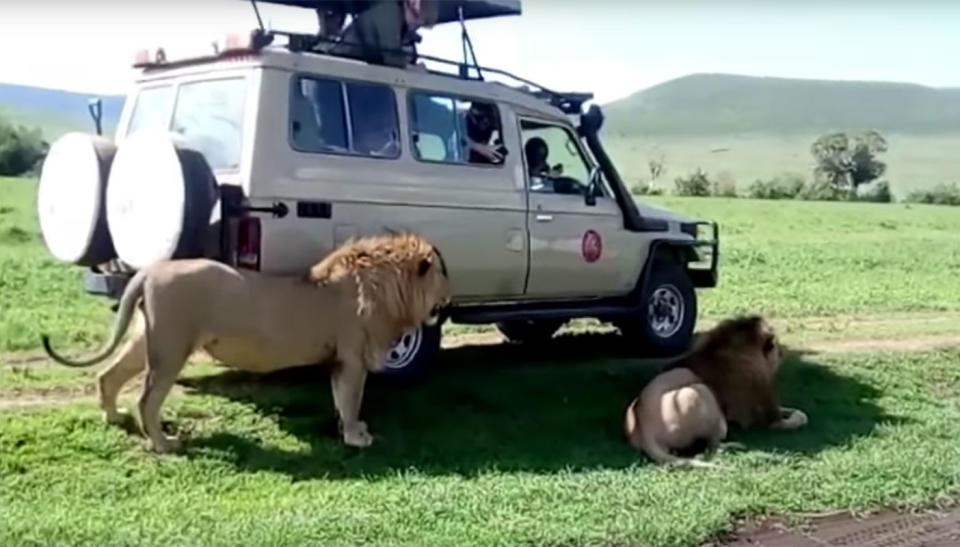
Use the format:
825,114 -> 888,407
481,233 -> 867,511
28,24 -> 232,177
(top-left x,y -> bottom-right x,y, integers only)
582,230 -> 602,263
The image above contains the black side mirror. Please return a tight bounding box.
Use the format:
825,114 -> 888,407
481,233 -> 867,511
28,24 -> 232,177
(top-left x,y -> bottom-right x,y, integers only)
88,97 -> 103,136
584,167 -> 600,206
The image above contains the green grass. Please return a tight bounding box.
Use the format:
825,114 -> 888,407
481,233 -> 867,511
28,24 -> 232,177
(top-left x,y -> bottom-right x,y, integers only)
3,342 -> 960,546
4,174 -> 960,546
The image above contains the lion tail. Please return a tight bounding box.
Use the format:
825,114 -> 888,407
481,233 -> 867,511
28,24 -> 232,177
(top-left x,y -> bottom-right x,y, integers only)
41,268 -> 147,368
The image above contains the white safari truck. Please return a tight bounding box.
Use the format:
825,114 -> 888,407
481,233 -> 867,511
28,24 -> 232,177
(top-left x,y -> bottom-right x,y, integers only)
36,0 -> 718,380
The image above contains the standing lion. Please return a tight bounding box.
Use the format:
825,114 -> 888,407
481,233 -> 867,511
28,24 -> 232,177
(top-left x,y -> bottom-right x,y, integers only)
41,232 -> 451,453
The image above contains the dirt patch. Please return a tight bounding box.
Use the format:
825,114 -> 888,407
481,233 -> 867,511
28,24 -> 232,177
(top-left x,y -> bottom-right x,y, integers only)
804,333 -> 960,355
717,505 -> 960,546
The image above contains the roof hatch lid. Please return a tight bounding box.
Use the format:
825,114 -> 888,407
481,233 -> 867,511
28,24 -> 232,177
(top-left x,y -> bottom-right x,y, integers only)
254,0 -> 521,24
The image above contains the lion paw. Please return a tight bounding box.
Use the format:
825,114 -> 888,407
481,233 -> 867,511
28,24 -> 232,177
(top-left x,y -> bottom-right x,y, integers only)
775,407 -> 808,430
342,421 -> 374,448
149,435 -> 183,454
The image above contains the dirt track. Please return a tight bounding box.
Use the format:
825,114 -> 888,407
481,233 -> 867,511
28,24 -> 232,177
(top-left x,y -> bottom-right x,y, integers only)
718,505 -> 960,546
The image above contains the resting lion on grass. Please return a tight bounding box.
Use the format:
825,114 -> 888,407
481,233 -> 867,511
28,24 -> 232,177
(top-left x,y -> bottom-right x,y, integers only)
670,315 -> 808,431
41,232 -> 451,453
625,315 -> 807,466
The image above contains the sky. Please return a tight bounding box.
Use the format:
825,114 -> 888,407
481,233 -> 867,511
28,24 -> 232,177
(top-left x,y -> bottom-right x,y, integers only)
1,0 -> 958,104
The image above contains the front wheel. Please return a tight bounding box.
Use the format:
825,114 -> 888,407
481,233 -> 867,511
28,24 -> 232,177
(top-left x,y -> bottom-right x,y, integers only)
374,323 -> 441,382
615,259 -> 697,357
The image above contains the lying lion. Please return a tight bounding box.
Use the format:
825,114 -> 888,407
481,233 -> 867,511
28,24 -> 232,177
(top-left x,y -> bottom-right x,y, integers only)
42,232 -> 452,453
625,315 -> 807,466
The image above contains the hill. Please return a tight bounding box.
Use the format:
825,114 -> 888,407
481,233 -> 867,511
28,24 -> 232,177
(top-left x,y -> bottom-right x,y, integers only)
603,73 -> 960,136
0,83 -> 124,140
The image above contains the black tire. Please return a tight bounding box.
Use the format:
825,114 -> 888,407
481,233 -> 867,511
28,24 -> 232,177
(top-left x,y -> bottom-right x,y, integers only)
371,322 -> 441,383
496,319 -> 564,344
616,259 -> 697,357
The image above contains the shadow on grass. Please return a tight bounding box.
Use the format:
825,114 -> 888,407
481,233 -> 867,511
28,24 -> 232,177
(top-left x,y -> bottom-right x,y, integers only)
178,333 -> 898,479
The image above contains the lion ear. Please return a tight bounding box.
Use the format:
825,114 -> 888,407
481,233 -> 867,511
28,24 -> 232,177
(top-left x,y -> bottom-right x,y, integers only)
418,256 -> 433,277
762,333 -> 777,356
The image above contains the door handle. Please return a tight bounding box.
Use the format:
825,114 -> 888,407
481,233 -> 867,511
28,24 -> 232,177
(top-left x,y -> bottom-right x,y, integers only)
536,214 -> 554,222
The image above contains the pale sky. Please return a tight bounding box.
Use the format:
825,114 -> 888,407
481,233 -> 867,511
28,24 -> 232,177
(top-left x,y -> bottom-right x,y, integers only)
2,0 -> 958,103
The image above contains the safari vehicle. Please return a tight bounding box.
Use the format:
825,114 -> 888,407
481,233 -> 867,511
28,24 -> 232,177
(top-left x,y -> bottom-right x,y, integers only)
36,0 -> 718,380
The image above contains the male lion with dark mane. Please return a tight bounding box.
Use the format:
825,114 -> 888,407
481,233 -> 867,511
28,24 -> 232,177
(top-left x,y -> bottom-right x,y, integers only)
41,232 -> 451,453
625,315 -> 807,466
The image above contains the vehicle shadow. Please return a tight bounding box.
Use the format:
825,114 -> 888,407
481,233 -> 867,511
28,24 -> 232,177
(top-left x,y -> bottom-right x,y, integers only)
179,332 -> 898,480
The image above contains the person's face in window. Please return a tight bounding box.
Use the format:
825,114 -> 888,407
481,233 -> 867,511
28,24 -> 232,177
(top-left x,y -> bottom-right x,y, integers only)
468,105 -> 493,134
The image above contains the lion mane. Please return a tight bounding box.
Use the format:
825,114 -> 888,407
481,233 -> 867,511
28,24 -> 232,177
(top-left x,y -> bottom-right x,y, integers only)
41,232 -> 451,453
665,315 -> 807,431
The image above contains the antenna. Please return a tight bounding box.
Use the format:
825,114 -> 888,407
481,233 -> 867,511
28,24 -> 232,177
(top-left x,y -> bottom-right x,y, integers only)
457,6 -> 483,81
249,0 -> 265,32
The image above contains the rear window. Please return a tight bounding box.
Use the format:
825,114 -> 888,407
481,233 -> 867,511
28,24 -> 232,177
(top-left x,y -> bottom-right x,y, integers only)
127,85 -> 175,135
125,77 -> 247,171
171,78 -> 246,171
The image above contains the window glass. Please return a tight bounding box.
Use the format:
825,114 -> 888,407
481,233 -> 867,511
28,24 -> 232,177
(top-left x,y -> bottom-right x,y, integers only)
409,93 -> 505,166
170,78 -> 247,171
347,82 -> 400,158
521,120 -> 598,196
291,77 -> 399,158
127,85 -> 175,135
291,77 -> 348,153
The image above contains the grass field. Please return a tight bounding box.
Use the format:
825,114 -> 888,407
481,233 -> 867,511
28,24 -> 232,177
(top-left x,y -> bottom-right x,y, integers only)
3,175 -> 960,546
605,133 -> 960,198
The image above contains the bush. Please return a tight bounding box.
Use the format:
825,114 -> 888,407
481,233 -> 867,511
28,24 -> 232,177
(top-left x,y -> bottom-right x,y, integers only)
0,118 -> 47,176
856,180 -> 893,203
798,178 -> 847,201
746,174 -> 806,200
673,169 -> 711,197
711,171 -> 738,198
630,182 -> 664,196
903,183 -> 960,206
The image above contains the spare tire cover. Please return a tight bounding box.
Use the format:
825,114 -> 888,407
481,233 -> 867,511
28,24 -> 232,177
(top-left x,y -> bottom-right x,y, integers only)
36,132 -> 118,266
106,130 -> 218,269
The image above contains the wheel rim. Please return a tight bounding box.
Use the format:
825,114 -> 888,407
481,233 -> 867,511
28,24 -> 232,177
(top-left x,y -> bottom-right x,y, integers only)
647,284 -> 684,339
384,326 -> 423,370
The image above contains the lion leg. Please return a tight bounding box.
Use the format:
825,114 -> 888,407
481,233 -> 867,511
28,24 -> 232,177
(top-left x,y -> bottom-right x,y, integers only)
330,358 -> 371,448
97,330 -> 146,431
771,407 -> 808,430
138,336 -> 191,454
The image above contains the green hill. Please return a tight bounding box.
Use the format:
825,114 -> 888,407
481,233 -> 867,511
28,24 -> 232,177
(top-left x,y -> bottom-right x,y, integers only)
603,73 -> 960,136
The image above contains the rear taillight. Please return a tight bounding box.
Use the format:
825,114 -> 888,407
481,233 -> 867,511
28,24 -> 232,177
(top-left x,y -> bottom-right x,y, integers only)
236,217 -> 261,271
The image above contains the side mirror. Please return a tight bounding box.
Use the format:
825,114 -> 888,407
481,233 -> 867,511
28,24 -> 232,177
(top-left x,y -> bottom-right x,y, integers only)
584,166 -> 600,206
88,97 -> 103,136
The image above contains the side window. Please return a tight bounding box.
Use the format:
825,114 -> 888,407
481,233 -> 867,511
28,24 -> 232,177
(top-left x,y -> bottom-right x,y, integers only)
520,120 -> 598,196
290,76 -> 399,158
127,85 -> 175,135
409,93 -> 505,167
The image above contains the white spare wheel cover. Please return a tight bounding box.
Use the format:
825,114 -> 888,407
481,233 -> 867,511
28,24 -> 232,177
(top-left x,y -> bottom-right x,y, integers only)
36,132 -> 118,266
106,130 -> 218,269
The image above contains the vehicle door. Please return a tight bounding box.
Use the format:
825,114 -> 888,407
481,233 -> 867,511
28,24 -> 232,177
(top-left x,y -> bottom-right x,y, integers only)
519,118 -> 632,298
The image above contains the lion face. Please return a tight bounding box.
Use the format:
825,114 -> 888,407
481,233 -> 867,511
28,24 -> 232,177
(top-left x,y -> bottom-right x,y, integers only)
759,322 -> 781,373
418,247 -> 452,327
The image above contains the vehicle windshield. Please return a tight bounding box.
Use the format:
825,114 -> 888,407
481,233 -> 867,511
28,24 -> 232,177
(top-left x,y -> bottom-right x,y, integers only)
126,77 -> 246,171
